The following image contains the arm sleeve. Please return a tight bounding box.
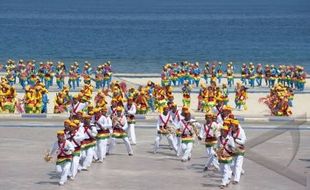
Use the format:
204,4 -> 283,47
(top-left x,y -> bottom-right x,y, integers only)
106,117 -> 112,129
49,142 -> 58,156
156,117 -> 161,131
66,141 -> 75,154
199,125 -> 205,138
128,104 -> 136,115
122,117 -> 129,131
235,128 -> 247,145
75,131 -> 85,142
91,126 -> 98,137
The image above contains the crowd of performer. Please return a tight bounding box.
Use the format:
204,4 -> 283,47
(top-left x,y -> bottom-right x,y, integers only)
155,101 -> 246,188
259,83 -> 294,116
44,82 -> 137,185
42,77 -> 246,188
0,75 -> 294,116
0,59 -> 113,90
161,61 -> 307,90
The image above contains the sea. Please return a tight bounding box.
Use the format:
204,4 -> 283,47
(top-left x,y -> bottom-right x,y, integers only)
0,0 -> 309,73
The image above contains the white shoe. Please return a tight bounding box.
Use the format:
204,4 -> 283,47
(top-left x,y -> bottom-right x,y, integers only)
241,169 -> 245,175
59,182 -> 65,186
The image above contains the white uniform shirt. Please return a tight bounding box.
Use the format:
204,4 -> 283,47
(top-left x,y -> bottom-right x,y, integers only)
68,101 -> 88,115
156,113 -> 173,131
49,140 -> 75,156
92,115 -> 112,131
125,103 -> 137,115
199,121 -> 220,139
112,115 -> 128,131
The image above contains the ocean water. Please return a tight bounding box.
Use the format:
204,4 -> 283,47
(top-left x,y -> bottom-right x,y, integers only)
0,0 -> 309,72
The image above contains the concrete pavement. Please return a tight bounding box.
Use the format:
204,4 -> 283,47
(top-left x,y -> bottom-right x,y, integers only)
0,119 -> 310,190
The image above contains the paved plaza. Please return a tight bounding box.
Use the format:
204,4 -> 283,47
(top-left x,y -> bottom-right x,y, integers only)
0,119 -> 310,190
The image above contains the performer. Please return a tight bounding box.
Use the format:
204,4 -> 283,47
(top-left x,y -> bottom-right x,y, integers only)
217,121 -> 236,189
80,114 -> 97,171
199,112 -> 220,171
92,107 -> 112,162
181,81 -> 191,107
65,120 -> 84,180
216,105 -> 233,125
230,119 -> 246,184
125,98 -> 137,145
153,105 -> 178,154
108,106 -> 134,156
46,130 -> 74,185
169,103 -> 183,153
235,86 -> 248,110
68,95 -> 88,116
177,111 -> 200,162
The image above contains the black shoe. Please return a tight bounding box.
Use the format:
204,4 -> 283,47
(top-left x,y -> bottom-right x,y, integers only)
232,181 -> 238,185
128,153 -> 133,156
203,167 -> 209,172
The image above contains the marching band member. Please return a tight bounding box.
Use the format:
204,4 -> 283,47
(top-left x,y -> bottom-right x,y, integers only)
217,120 -> 236,189
80,114 -> 97,171
46,130 -> 74,185
92,107 -> 112,162
108,106 -> 133,156
154,105 -> 178,154
177,111 -> 200,162
216,105 -> 233,125
169,103 -> 183,154
65,120 -> 84,180
230,119 -> 246,184
125,97 -> 137,145
68,95 -> 88,116
198,112 -> 220,171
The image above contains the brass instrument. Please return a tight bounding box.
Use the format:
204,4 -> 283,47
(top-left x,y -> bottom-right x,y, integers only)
112,116 -> 124,128
186,120 -> 199,137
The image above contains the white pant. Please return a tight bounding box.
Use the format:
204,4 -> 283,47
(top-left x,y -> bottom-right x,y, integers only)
56,162 -> 71,184
70,155 -> 80,178
154,134 -> 177,153
128,124 -> 136,144
108,137 -> 133,154
181,142 -> 193,161
205,147 -> 219,169
232,155 -> 244,182
220,163 -> 232,186
93,146 -> 98,160
81,147 -> 95,169
97,139 -> 108,161
175,136 -> 182,156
